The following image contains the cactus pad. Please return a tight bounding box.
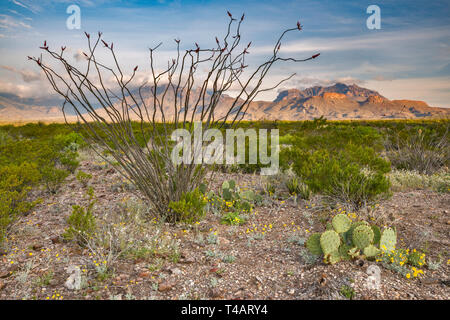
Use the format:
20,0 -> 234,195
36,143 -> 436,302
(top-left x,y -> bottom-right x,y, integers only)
332,214 -> 352,233
363,244 -> 381,258
352,225 -> 374,249
320,230 -> 340,255
325,250 -> 341,264
348,221 -> 369,243
305,233 -> 323,256
380,227 -> 397,252
222,188 -> 232,201
371,225 -> 381,245
339,243 -> 352,261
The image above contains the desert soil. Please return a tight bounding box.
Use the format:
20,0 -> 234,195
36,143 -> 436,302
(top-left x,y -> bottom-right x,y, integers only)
0,152 -> 449,300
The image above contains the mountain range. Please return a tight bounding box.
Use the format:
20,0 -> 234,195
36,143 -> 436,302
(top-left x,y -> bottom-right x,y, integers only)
0,83 -> 448,123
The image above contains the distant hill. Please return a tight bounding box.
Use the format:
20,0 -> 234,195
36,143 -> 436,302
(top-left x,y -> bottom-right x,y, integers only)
1,83 -> 448,123
242,83 -> 450,120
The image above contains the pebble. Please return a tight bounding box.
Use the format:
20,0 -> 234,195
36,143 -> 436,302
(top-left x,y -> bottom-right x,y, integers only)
170,268 -> 182,275
158,280 -> 176,292
209,288 -> 222,298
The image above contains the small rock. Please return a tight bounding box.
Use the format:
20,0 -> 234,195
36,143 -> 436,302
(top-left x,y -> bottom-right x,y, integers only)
158,280 -> 175,292
138,272 -> 150,278
218,237 -> 230,246
170,268 -> 182,275
179,255 -> 195,264
50,236 -> 60,244
234,290 -> 244,298
209,288 -> 222,298
0,281 -> 6,291
32,243 -> 43,251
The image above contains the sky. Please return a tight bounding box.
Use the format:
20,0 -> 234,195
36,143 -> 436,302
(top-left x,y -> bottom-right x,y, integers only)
0,0 -> 449,108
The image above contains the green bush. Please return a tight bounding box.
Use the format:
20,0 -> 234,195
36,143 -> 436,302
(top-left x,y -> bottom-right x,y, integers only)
76,170 -> 92,187
63,187 -> 97,245
385,125 -> 448,174
0,162 -> 41,244
0,125 -> 84,246
41,166 -> 69,194
285,176 -> 311,200
281,125 -> 391,209
168,188 -> 207,223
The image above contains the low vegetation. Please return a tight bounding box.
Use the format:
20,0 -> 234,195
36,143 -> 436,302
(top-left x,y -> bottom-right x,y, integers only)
0,119 -> 448,300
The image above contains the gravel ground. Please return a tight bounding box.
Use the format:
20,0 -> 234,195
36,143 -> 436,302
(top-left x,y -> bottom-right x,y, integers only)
0,154 -> 449,300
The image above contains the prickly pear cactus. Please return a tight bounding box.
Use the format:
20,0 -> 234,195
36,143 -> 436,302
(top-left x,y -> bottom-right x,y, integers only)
325,250 -> 341,264
320,230 -> 340,255
240,190 -> 255,201
332,214 -> 351,233
363,244 -> 381,258
222,180 -> 236,190
348,247 -> 360,259
348,221 -> 369,243
338,243 -> 352,261
380,227 -> 396,252
352,225 -> 374,249
371,225 -> 381,245
305,233 -> 323,256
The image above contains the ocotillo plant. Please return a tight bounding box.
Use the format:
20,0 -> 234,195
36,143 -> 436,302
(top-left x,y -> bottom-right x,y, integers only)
29,11 -> 320,222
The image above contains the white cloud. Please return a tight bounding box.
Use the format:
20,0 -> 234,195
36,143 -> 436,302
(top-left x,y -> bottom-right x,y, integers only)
250,27 -> 450,55
11,0 -> 29,10
1,65 -> 42,82
0,14 -> 32,30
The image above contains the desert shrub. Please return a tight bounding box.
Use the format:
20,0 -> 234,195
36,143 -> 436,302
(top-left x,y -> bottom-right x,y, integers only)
285,175 -> 311,200
0,125 -> 85,245
168,188 -> 207,224
52,132 -> 84,150
41,166 -> 70,194
339,285 -> 356,300
285,176 -> 300,195
63,187 -> 97,245
389,169 -> 450,192
288,147 -> 390,209
0,130 -> 12,147
281,124 -> 390,209
0,162 -> 41,244
385,126 -> 448,174
51,133 -> 83,173
263,181 -> 276,197
221,210 -> 246,225
76,170 -> 92,188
